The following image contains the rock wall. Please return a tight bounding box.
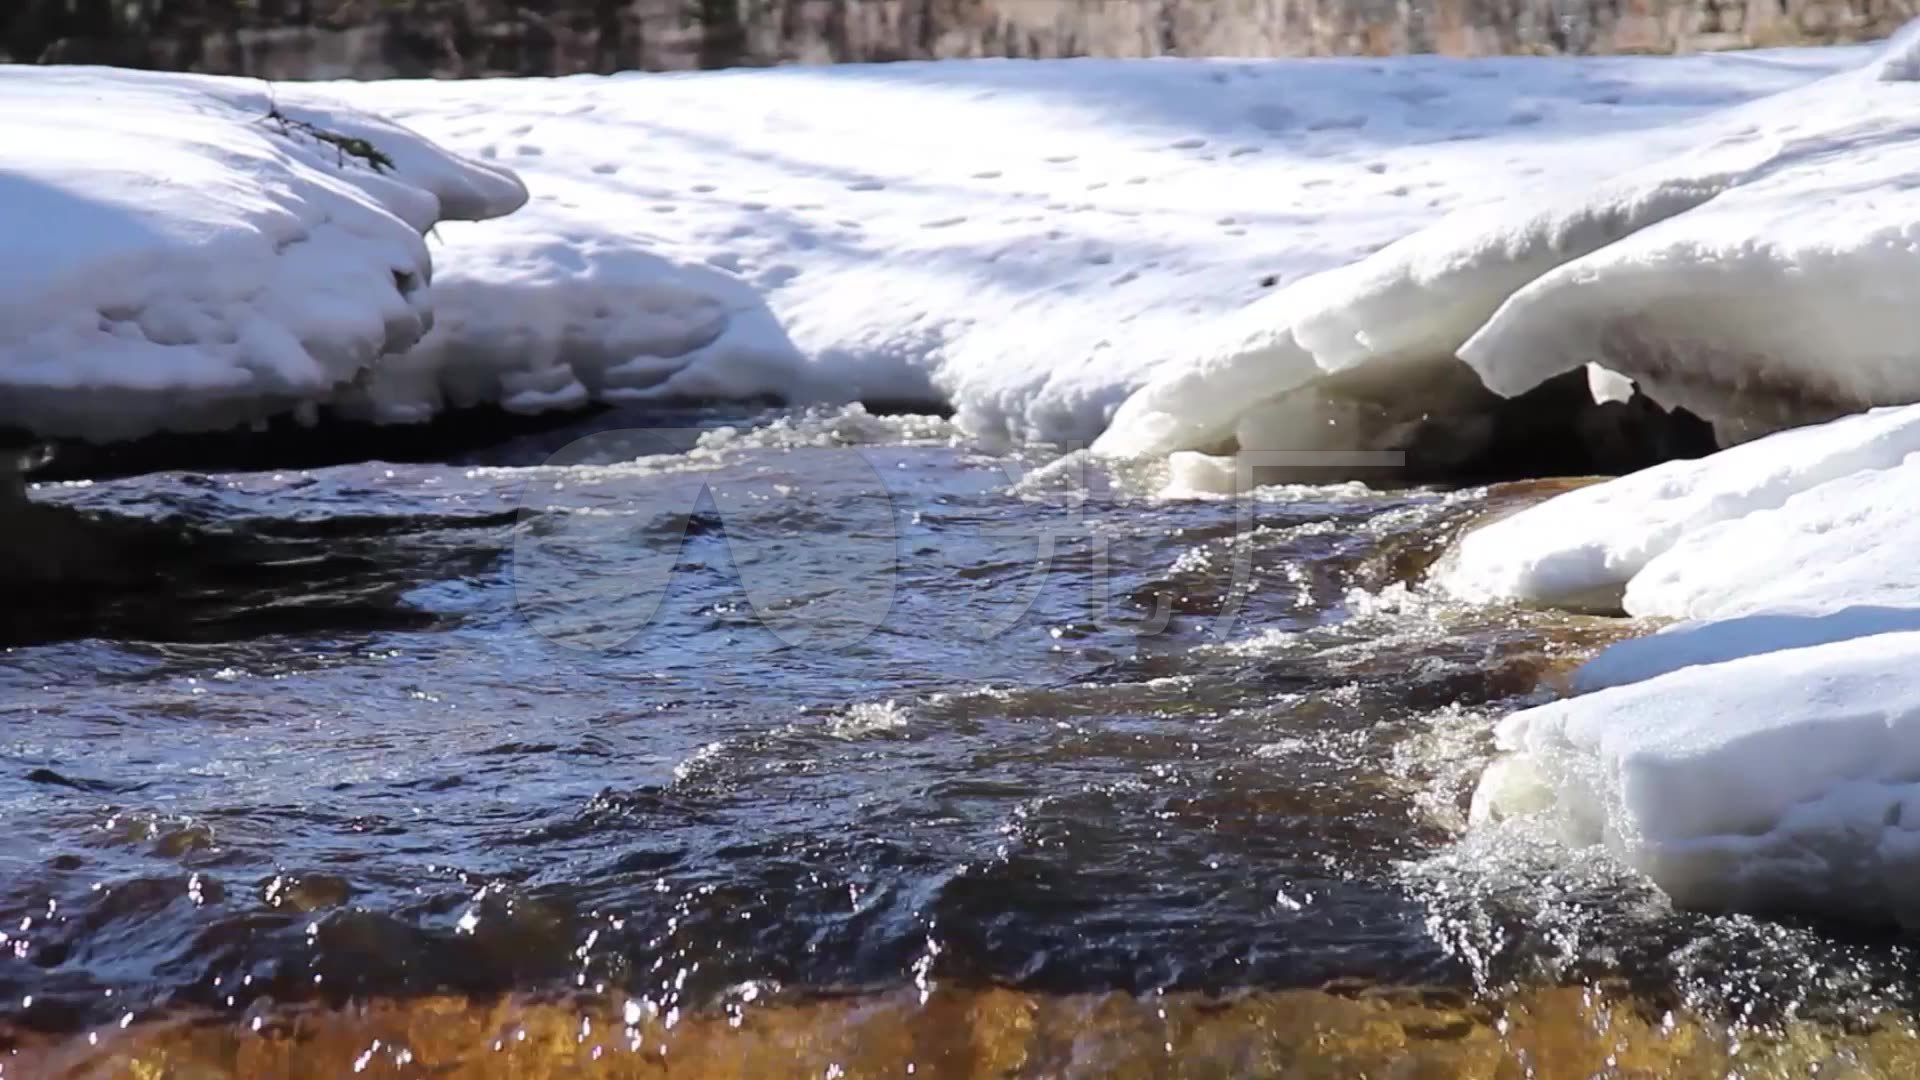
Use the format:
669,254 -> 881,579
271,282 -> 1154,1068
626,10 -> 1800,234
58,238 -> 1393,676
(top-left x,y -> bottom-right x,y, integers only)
7,0 -> 1914,78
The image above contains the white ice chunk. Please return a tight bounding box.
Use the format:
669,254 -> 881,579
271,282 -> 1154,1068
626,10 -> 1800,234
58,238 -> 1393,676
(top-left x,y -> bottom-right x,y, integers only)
1479,631 -> 1920,926
333,213 -> 803,424
1564,449 -> 1920,688
1437,404 -> 1920,608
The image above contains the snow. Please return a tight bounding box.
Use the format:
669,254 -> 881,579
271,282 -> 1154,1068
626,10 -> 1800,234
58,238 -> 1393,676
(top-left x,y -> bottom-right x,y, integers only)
1625,455 -> 1920,621
315,49 -> 1854,445
8,41 -> 1889,447
1448,404 -> 1920,921
1098,30 -> 1920,461
1461,21 -> 1920,444
328,218 -> 802,424
1570,448 -> 1920,689
0,66 -> 525,443
1474,631 -> 1920,925
1436,404 -> 1920,610
13,34 -> 1920,451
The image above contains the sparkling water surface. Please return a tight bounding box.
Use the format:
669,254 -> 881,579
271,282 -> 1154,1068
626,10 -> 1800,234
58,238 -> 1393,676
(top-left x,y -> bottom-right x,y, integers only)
3,406 -> 1916,1073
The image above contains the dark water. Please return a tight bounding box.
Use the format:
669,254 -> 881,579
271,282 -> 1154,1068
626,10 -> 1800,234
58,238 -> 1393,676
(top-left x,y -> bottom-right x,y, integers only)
2,405 -> 1916,1071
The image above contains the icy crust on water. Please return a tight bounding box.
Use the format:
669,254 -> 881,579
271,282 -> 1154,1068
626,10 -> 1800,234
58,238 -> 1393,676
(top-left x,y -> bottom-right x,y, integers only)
315,47 -> 1852,445
1447,403 -> 1920,924
0,67 -> 525,443
1474,633 -> 1920,925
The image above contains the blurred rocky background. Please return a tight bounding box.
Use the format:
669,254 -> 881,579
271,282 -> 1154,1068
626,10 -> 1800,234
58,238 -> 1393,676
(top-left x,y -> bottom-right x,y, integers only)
7,0 -> 1914,78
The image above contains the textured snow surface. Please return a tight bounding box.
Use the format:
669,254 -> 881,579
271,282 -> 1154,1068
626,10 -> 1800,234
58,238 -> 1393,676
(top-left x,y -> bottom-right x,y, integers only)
0,66 -> 525,443
1101,30 -> 1920,458
318,49 -> 1852,444
16,36 -> 1919,449
1476,632 -> 1920,925
1437,404 -> 1920,610
1463,20 -> 1920,443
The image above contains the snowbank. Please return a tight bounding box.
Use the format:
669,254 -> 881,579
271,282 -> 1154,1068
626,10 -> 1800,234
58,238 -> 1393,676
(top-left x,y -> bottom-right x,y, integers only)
1437,404 -> 1920,610
0,66 -> 525,443
1474,632 -> 1920,925
330,216 -> 803,424
1567,455 -> 1920,686
1462,22 -> 1920,444
1447,404 -> 1920,922
317,49 -> 1851,444
1098,29 -> 1920,461
10,36 -> 1903,451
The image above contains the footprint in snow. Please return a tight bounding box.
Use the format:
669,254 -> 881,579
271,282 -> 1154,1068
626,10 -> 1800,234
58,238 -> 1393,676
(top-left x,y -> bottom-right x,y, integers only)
1305,115 -> 1367,132
971,169 -> 1003,180
846,179 -> 886,191
1168,137 -> 1207,150
1247,104 -> 1295,132
757,265 -> 801,288
922,216 -> 967,229
591,162 -> 621,175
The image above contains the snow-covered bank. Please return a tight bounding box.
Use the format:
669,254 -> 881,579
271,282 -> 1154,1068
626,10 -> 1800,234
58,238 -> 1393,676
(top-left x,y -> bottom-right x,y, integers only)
1438,404 -> 1920,611
316,48 -> 1854,445
1097,27 -> 1920,462
1462,26 -> 1920,446
1445,402 -> 1920,924
0,67 -> 525,444
8,42 -> 1885,450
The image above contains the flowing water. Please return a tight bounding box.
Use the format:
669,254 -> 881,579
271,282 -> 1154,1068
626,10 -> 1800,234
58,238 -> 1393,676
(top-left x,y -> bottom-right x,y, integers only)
5,405 -> 1920,1078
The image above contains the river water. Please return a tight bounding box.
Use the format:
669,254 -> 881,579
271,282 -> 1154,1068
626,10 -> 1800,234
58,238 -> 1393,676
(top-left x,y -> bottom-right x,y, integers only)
5,405 -> 1920,1077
